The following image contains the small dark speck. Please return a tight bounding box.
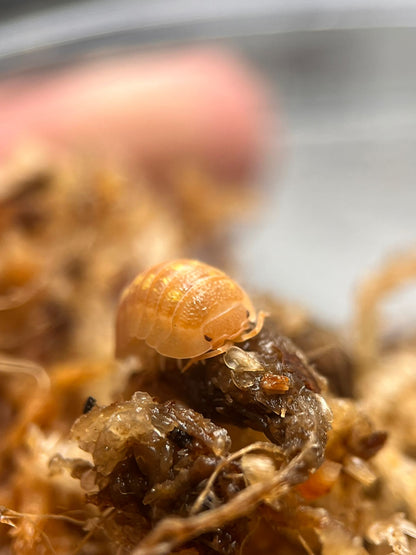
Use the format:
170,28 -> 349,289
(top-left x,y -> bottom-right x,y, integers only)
168,427 -> 193,448
83,396 -> 97,414
66,257 -> 85,281
204,335 -> 212,342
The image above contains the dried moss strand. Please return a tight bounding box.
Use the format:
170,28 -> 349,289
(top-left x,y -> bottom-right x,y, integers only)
133,438 -> 318,555
355,251 -> 416,367
0,357 -> 50,390
190,441 -> 285,516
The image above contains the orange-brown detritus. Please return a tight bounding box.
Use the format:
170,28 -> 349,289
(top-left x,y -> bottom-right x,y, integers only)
260,373 -> 291,394
296,459 -> 342,501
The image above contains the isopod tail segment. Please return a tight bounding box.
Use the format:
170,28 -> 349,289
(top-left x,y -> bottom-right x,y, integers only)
181,310 -> 268,372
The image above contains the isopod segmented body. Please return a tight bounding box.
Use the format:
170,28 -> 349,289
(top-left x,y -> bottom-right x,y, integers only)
115,259 -> 265,362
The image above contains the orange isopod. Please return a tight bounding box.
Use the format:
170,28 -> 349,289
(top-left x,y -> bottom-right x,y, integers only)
115,259 -> 265,363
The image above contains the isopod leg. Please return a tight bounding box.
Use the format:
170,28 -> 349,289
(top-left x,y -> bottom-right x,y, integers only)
238,310 -> 268,342
181,343 -> 232,372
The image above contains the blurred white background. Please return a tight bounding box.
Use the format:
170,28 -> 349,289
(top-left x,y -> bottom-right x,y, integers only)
1,0 -> 416,329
